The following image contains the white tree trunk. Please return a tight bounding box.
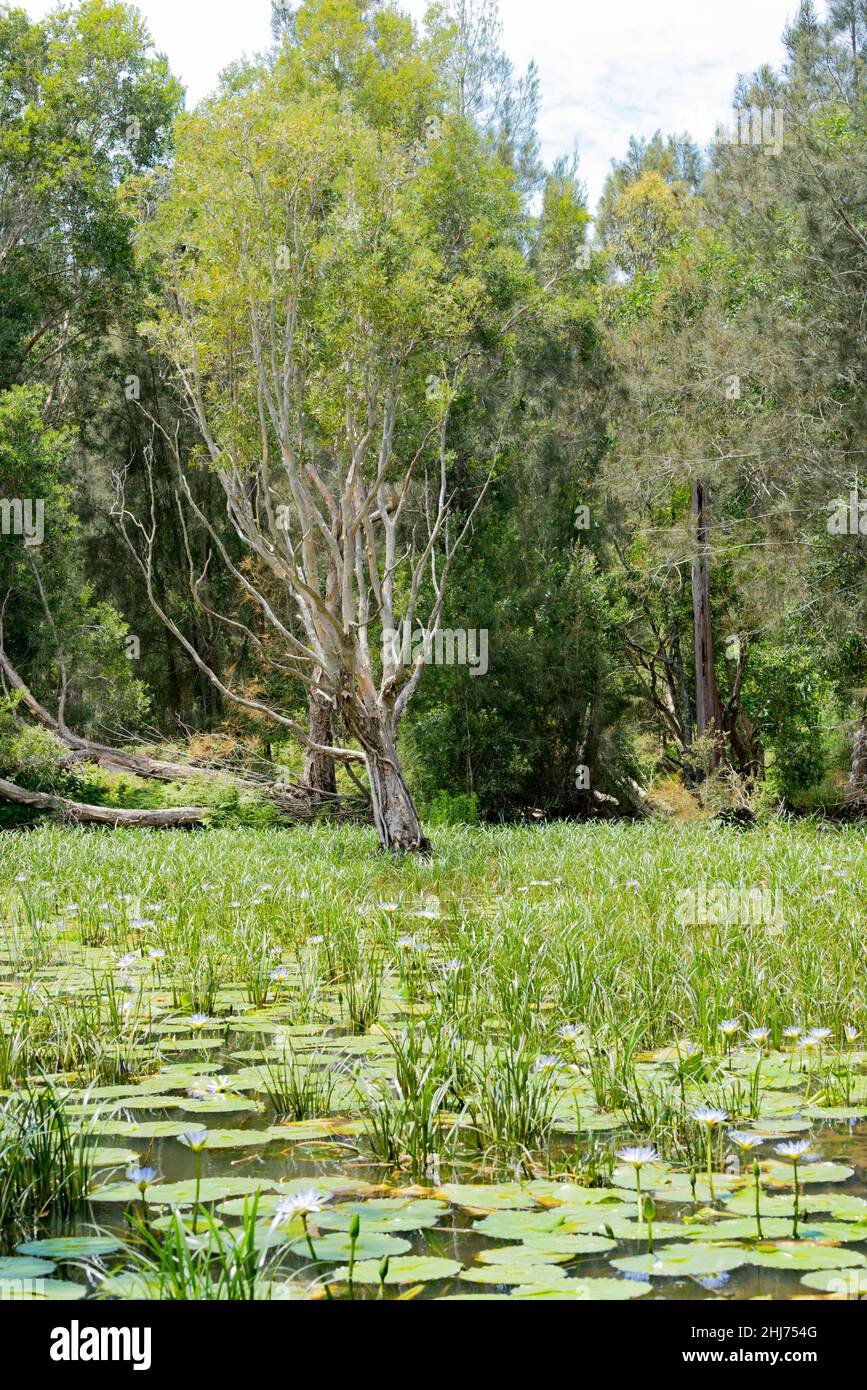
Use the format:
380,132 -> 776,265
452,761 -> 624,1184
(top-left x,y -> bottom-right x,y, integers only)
340,700 -> 428,851
847,705 -> 867,799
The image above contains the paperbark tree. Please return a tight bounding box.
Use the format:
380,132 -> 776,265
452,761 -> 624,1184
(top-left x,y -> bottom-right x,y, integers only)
121,66 -> 534,849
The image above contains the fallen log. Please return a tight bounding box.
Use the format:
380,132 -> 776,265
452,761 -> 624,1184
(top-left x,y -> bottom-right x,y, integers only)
0,646 -> 207,782
0,777 -> 208,827
0,645 -> 370,824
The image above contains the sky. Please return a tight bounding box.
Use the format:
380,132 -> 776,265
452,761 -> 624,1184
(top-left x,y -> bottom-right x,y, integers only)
22,0 -> 812,207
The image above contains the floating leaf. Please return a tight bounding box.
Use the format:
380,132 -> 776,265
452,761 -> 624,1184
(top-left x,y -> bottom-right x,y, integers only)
331,1256 -> 462,1285
612,1243 -> 749,1277
287,1232 -> 410,1261
16,1237 -> 121,1259
745,1242 -> 866,1271
511,1276 -> 652,1299
0,1255 -> 56,1279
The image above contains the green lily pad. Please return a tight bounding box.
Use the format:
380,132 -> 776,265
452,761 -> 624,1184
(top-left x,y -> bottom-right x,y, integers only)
0,1255 -> 57,1279
436,1182 -> 537,1211
89,1176 -> 268,1205
2,1277 -> 87,1299
612,1243 -> 749,1277
287,1232 -> 410,1261
511,1276 -> 652,1299
800,1268 -> 867,1295
745,1242 -> 866,1271
16,1237 -> 121,1259
318,1199 -> 446,1233
461,1261 -> 568,1285
331,1256 -> 462,1284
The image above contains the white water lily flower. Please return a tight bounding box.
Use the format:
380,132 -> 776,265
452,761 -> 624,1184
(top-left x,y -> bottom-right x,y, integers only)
718,1019 -> 740,1037
775,1140 -> 816,1161
534,1054 -> 560,1072
692,1107 -> 728,1127
178,1128 -> 209,1152
274,1188 -> 331,1220
617,1146 -> 659,1168
728,1131 -> 763,1152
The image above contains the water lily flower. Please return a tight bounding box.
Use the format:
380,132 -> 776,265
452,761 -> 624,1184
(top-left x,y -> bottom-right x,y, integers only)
130,918 -> 154,931
178,1128 -> 209,1152
618,1146 -> 659,1168
127,1165 -> 159,1192
774,1139 -> 816,1161
443,958 -> 462,974
147,948 -> 166,961
189,1014 -> 210,1030
718,1019 -> 740,1038
844,1025 -> 860,1043
618,1146 -> 658,1220
559,1023 -> 582,1041
692,1109 -> 727,1200
117,951 -> 141,969
782,1026 -> 802,1041
747,1027 -> 770,1047
270,967 -> 291,982
692,1107 -> 728,1128
274,1188 -> 331,1220
534,1054 -> 560,1072
728,1131 -> 763,1153
774,1139 -> 816,1237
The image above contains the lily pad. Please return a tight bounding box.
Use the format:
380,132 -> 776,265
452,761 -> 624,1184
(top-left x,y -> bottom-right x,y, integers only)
436,1182 -> 537,1212
800,1268 -> 867,1295
331,1256 -> 462,1285
16,1237 -> 121,1259
511,1276 -> 652,1299
460,1261 -> 568,1285
744,1242 -> 866,1271
612,1243 -> 749,1277
287,1231 -> 410,1261
0,1255 -> 57,1279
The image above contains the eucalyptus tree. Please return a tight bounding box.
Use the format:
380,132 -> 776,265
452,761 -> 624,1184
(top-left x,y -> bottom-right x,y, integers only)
122,61 -> 539,849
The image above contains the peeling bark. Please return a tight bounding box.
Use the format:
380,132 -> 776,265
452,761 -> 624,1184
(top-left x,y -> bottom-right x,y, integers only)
303,691 -> 337,799
340,693 -> 428,851
847,703 -> 867,799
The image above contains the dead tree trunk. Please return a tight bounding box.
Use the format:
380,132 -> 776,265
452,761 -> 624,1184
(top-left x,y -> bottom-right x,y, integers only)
340,692 -> 428,852
847,701 -> 867,799
303,691 -> 337,799
0,778 -> 207,826
691,480 -> 724,771
364,737 -> 429,852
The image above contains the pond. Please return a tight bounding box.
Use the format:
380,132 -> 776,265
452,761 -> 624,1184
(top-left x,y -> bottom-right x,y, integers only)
1,822 -> 866,1301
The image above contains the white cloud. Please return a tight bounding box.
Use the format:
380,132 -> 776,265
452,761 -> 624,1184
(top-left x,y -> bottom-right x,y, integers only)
22,0 -> 809,205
